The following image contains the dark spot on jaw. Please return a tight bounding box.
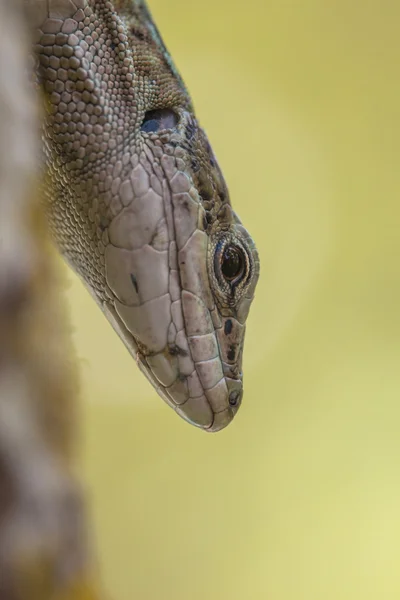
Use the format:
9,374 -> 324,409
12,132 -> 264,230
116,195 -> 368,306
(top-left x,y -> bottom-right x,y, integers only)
168,344 -> 188,357
227,345 -> 236,361
202,214 -> 208,230
130,273 -> 139,293
224,319 -> 233,335
229,389 -> 241,406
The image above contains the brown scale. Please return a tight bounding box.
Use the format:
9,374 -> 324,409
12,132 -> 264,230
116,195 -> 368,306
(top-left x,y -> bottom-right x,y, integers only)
176,120 -> 231,232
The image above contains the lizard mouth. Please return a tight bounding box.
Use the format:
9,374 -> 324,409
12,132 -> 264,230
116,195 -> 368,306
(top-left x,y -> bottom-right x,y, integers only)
99,299 -> 242,432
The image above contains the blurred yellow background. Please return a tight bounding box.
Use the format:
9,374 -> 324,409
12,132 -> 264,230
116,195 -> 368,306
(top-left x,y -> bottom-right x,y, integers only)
63,1 -> 400,598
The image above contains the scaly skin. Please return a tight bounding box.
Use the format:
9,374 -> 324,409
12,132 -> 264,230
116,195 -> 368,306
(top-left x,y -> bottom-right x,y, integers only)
30,0 -> 260,432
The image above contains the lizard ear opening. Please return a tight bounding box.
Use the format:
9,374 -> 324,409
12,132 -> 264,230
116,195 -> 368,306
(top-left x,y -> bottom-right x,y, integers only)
141,108 -> 179,134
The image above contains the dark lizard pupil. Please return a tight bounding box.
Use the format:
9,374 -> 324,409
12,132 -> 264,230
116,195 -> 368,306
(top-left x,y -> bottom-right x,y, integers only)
221,246 -> 243,280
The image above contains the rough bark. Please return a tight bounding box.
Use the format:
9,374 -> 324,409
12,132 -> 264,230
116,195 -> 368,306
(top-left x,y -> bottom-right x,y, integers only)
0,2 -> 101,598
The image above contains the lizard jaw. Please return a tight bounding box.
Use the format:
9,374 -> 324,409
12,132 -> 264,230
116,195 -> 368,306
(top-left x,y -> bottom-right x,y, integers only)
100,297 -> 241,433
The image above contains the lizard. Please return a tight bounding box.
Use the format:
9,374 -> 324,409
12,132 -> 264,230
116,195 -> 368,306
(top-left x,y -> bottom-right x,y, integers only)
26,0 -> 260,432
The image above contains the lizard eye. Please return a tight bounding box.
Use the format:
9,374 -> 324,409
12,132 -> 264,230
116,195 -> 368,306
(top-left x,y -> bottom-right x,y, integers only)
221,245 -> 245,281
141,108 -> 179,133
214,239 -> 248,287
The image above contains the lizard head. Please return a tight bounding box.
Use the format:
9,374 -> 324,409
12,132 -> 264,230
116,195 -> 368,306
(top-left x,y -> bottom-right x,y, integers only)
103,108 -> 260,431
35,0 -> 259,431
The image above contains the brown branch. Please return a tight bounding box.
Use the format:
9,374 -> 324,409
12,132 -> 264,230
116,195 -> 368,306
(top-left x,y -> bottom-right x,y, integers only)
0,2 -> 103,598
